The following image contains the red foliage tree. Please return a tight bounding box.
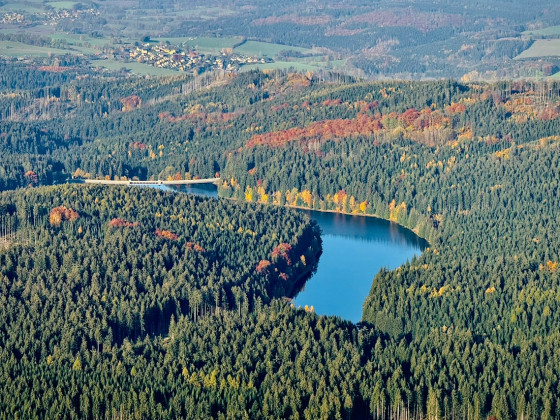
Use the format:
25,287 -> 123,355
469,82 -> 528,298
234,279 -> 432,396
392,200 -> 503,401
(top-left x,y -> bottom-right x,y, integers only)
120,95 -> 141,112
108,218 -> 139,228
271,243 -> 293,266
130,142 -> 147,150
24,170 -> 38,184
278,272 -> 290,281
186,242 -> 206,252
322,98 -> 343,107
246,115 -> 385,148
256,259 -> 272,274
400,108 -> 421,127
446,102 -> 467,114
155,229 -> 179,241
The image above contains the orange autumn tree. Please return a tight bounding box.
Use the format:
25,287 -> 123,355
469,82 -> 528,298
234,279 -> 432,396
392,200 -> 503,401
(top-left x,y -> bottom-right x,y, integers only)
300,189 -> 313,207
155,229 -> 179,241
24,170 -> 38,184
108,218 -> 139,228
120,95 -> 141,112
49,206 -> 79,227
256,259 -> 272,274
186,242 -> 206,252
246,114 -> 384,148
332,189 -> 348,212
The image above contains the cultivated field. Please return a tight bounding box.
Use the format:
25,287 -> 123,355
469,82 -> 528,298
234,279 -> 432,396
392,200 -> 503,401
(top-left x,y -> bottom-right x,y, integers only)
0,1 -> 43,12
0,41 -> 71,57
49,33 -> 114,48
47,1 -> 79,10
241,62 -> 323,72
173,7 -> 236,19
522,26 -> 560,37
515,39 -> 560,59
234,40 -> 315,58
90,59 -> 180,76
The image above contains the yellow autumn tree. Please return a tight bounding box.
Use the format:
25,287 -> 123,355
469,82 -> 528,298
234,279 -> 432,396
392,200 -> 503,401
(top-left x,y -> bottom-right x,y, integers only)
245,186 -> 254,202
257,186 -> 268,203
349,196 -> 356,212
49,210 -> 63,227
300,189 -> 312,207
72,356 -> 82,371
389,200 -> 407,222
359,200 -> 368,213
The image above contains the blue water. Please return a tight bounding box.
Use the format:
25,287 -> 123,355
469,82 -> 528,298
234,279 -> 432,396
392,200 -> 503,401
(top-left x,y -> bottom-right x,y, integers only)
164,184 -> 427,323
141,183 -> 219,198
170,183 -> 221,198
293,210 -> 427,323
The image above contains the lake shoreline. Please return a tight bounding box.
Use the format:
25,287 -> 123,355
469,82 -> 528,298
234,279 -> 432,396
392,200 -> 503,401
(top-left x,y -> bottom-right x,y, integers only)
283,203 -> 432,245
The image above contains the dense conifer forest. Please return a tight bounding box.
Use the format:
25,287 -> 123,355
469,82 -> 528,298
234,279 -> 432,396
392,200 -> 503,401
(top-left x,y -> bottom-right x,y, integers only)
2,62 -> 560,418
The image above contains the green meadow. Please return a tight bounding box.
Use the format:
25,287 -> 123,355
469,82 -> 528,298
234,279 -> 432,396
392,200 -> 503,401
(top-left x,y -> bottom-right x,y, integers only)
0,1 -> 43,13
515,39 -> 560,59
90,59 -> 180,76
522,25 -> 560,37
0,40 -> 71,57
46,1 -> 79,10
234,40 -> 315,58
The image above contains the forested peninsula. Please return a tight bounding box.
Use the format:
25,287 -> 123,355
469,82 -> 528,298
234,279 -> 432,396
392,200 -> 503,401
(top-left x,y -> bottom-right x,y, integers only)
2,61 -> 560,418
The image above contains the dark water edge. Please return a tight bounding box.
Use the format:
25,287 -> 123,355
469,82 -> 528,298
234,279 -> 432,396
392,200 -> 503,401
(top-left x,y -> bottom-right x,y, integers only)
139,183 -> 220,197
154,183 -> 427,323
293,209 -> 427,323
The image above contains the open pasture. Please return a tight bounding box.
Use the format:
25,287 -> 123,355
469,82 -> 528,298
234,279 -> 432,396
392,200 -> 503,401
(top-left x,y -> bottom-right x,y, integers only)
0,40 -> 71,57
515,39 -> 560,59
234,40 -> 315,58
522,26 -> 560,37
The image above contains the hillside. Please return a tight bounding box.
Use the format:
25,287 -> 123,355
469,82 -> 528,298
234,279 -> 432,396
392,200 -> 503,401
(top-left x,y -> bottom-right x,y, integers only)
1,66 -> 560,417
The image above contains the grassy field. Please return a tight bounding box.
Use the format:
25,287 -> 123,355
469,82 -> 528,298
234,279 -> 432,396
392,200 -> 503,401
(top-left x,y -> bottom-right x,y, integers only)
0,27 -> 336,76
47,1 -> 79,10
48,33 -> 116,54
1,0 -> 78,11
522,26 -> 560,37
515,39 -> 560,59
235,41 -> 315,58
237,41 -> 339,73
0,1 -> 43,12
324,59 -> 347,69
241,61 -> 325,73
91,59 -> 180,76
173,7 -> 236,19
0,40 -> 72,57
149,37 -> 316,59
0,32 -> 112,57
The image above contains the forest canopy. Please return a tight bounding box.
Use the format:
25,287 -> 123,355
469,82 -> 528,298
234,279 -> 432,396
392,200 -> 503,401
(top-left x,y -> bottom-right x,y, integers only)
2,65 -> 560,418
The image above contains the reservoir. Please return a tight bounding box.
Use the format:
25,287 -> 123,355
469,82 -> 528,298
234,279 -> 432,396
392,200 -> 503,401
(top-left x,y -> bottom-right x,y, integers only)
293,210 -> 427,323
169,183 -> 427,323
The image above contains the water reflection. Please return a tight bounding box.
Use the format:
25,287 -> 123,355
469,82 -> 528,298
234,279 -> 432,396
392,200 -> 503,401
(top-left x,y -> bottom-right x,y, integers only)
163,183 -> 427,323
171,183 -> 219,198
294,209 -> 427,323
301,210 -> 427,249
151,183 -> 219,197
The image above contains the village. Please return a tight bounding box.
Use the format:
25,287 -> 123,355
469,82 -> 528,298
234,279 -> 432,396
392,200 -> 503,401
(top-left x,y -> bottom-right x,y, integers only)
0,12 -> 25,25
127,43 -> 271,73
1,7 -> 99,26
